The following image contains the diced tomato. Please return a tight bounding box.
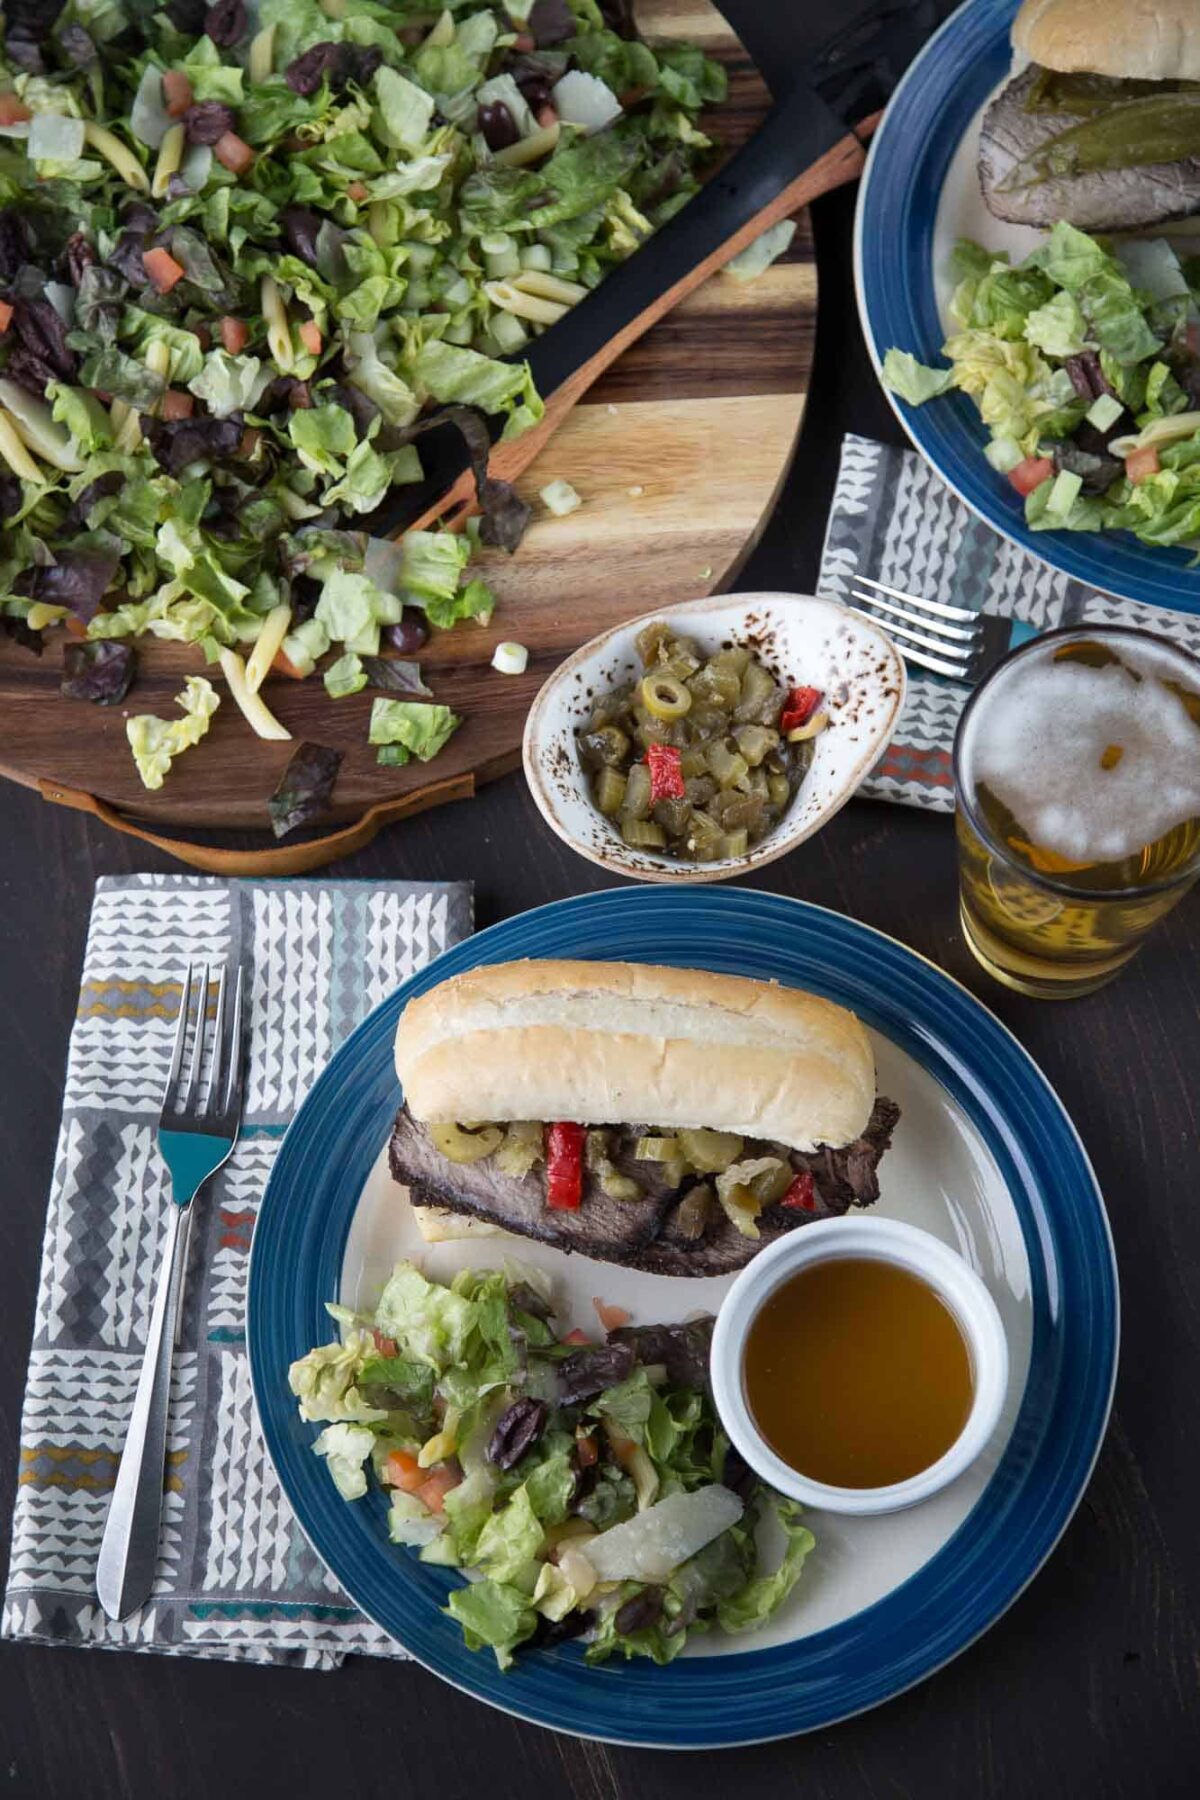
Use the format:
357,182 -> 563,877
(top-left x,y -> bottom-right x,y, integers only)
160,389 -> 194,421
64,613 -> 90,640
562,1327 -> 592,1347
372,1330 -> 398,1358
779,1170 -> 816,1213
213,130 -> 255,175
545,1120 -> 586,1211
513,30 -> 536,52
1007,455 -> 1054,497
593,1297 -> 631,1332
1126,445 -> 1161,486
219,315 -> 249,355
298,319 -> 322,356
0,299 -> 12,334
142,246 -> 185,294
238,427 -> 261,459
0,94 -> 31,126
416,1464 -> 460,1515
162,70 -> 194,117
536,102 -> 558,129
575,1432 -> 598,1467
272,647 -> 308,679
386,1449 -> 425,1494
644,742 -> 685,803
346,180 -> 368,202
779,684 -> 824,735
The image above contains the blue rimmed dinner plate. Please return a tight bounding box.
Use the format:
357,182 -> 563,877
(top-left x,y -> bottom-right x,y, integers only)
247,887 -> 1117,1746
855,0 -> 1200,616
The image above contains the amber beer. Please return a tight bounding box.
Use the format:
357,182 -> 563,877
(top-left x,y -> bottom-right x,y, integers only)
953,627 -> 1200,998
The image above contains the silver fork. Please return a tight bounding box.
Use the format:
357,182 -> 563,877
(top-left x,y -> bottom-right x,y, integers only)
848,574 -> 1038,683
96,961 -> 245,1622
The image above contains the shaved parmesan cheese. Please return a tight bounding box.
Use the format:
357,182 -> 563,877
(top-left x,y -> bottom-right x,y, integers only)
585,1485 -> 743,1583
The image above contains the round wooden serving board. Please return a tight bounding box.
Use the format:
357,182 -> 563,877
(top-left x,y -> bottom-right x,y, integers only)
0,0 -> 817,847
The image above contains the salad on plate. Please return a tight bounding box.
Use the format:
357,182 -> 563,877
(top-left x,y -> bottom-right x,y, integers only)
289,1260 -> 813,1669
884,220 -> 1200,550
0,0 -> 726,803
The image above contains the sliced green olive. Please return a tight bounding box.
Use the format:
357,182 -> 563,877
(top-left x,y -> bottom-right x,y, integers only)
430,1121 -> 503,1163
639,672 -> 693,720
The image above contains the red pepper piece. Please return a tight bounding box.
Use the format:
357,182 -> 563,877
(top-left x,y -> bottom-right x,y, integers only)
780,685 -> 824,735
546,1121 -> 586,1210
645,742 -> 685,802
779,1170 -> 816,1212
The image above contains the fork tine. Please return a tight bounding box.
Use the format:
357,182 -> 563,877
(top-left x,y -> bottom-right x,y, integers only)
205,966 -> 228,1113
850,587 -> 980,645
847,609 -> 973,680
180,963 -> 213,1113
854,573 -> 980,623
163,961 -> 194,1106
222,967 -> 245,1117
850,599 -> 976,668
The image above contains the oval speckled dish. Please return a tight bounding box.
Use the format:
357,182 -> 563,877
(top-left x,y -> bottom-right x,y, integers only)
521,593 -> 905,883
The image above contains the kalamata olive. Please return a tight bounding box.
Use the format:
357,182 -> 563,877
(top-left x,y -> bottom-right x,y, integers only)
205,0 -> 247,48
487,1397 -> 547,1470
614,1587 -> 664,1635
386,610 -> 429,656
478,100 -> 519,152
184,101 -> 237,145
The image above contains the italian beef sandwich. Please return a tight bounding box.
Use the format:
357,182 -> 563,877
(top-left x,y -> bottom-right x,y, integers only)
388,960 -> 900,1277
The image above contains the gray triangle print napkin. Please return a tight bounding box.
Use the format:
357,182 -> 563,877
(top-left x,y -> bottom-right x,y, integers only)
2,874 -> 471,1668
821,434 -> 1200,811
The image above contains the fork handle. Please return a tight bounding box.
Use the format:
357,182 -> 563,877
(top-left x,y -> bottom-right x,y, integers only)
96,1203 -> 190,1621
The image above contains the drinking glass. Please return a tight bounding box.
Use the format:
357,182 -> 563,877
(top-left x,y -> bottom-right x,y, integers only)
953,625 -> 1200,999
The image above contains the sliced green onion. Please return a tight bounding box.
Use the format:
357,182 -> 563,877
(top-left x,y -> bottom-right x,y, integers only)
491,640 -> 529,674
1086,392 -> 1124,433
540,478 -> 582,516
489,308 -> 528,353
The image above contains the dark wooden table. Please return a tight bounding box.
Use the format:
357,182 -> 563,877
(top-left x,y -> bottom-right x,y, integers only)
4,8 -> 1200,1796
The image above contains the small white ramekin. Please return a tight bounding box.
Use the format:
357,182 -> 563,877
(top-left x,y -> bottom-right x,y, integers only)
710,1217 -> 1009,1516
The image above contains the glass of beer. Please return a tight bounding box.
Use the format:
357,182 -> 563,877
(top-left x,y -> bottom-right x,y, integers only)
953,626 -> 1200,999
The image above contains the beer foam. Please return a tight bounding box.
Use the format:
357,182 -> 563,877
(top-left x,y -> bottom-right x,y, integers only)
964,641 -> 1200,865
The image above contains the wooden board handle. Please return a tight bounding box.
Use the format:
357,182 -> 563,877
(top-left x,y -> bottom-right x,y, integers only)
37,772 -> 476,875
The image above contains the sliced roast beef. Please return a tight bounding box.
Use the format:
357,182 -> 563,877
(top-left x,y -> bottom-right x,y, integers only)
388,1106 -> 673,1262
979,66 -> 1200,232
390,1096 -> 900,1277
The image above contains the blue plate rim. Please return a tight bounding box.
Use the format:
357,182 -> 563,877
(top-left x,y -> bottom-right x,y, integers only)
247,887 -> 1118,1747
853,0 -> 1200,615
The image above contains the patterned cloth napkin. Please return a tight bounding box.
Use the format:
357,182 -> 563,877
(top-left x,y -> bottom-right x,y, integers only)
2,874 -> 472,1668
820,434 -> 1200,811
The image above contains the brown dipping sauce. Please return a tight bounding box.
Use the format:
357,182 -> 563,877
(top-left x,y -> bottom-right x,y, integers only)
744,1258 -> 973,1488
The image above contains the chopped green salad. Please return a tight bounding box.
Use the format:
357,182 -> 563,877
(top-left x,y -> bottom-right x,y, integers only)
0,0 -> 725,804
289,1261 -> 813,1669
884,221 -> 1200,547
